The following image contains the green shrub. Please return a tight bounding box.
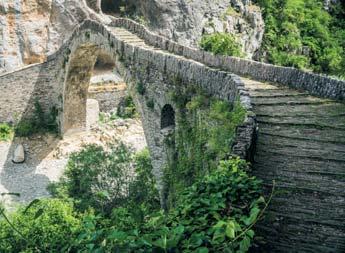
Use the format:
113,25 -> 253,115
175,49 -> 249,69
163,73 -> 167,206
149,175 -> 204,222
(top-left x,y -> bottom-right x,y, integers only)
256,0 -> 345,76
0,199 -> 81,252
117,96 -> 137,118
146,99 -> 154,110
50,142 -> 135,215
72,158 -> 266,253
15,120 -> 36,137
14,101 -> 58,137
200,32 -> 244,57
0,123 -> 14,141
136,82 -> 146,95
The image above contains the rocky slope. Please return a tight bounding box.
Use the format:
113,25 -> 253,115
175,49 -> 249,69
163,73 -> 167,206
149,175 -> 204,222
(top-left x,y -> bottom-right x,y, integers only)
131,0 -> 264,58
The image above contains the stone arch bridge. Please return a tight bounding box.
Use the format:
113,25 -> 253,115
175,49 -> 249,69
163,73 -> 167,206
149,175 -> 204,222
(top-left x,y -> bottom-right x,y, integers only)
0,18 -> 344,252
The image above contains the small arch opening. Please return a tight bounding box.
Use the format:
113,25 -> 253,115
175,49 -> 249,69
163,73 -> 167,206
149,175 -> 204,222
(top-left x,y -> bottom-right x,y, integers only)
161,104 -> 175,129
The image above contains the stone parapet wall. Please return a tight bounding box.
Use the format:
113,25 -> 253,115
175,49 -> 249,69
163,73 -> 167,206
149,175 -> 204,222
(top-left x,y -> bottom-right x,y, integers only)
88,88 -> 127,112
110,18 -> 345,101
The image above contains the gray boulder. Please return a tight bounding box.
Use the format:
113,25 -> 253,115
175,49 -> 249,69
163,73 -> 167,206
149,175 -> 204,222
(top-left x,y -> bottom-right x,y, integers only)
12,144 -> 25,164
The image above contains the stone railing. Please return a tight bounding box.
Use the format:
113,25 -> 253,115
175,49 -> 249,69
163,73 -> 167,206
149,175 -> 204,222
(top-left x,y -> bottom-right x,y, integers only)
110,18 -> 345,102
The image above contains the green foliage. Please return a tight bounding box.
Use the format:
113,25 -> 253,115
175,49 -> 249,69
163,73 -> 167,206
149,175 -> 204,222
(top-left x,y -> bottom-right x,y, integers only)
0,123 -> 14,141
166,88 -> 247,207
15,120 -> 36,137
117,96 -> 138,118
136,82 -> 146,95
255,0 -> 345,76
128,148 -> 161,216
146,99 -> 155,110
99,112 -> 119,124
1,150 -> 265,253
0,199 -> 81,252
200,32 -> 244,57
70,158 -> 265,253
15,101 -> 58,137
49,142 -> 135,215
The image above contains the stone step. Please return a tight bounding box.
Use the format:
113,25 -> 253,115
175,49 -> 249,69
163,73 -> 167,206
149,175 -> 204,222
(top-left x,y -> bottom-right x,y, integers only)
258,126 -> 345,144
251,95 -> 333,106
249,89 -> 308,98
257,115 -> 345,129
255,144 -> 345,165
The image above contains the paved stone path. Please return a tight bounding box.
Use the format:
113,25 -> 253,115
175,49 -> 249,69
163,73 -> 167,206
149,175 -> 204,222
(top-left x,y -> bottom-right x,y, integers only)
242,78 -> 345,252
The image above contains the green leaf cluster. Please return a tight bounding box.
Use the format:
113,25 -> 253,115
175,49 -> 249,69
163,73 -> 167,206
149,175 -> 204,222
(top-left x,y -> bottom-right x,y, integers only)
15,100 -> 58,137
69,157 -> 264,253
0,123 -> 14,141
256,0 -> 345,77
0,199 -> 82,252
0,147 -> 264,252
116,96 -> 138,119
200,32 -> 244,57
166,88 -> 247,207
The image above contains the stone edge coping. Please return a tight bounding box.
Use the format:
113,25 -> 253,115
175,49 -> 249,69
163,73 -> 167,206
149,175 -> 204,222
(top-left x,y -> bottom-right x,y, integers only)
0,63 -> 45,78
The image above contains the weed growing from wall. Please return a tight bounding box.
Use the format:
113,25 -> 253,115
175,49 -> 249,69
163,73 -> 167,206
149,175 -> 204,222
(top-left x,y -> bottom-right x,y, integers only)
116,96 -> 138,118
15,100 -> 58,137
165,87 -> 247,208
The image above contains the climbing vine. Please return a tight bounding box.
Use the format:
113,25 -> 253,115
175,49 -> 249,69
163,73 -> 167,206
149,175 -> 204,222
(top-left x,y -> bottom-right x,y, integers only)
165,85 -> 247,208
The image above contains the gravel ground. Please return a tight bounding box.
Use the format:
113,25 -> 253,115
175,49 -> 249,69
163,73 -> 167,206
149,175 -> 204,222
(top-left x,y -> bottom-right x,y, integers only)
0,118 -> 146,209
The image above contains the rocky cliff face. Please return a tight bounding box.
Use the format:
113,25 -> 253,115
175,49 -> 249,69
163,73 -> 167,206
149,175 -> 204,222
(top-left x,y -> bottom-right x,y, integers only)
135,0 -> 264,59
0,0 -> 264,74
0,0 -> 111,74
0,0 -> 73,73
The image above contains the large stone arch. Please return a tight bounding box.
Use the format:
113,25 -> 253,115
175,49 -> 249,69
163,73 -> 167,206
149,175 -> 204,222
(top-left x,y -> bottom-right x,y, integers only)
58,22 -> 175,194
50,19 -> 243,200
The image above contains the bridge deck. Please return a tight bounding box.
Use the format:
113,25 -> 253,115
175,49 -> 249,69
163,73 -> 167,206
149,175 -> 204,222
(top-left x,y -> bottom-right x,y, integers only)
242,78 -> 345,252
109,26 -> 345,252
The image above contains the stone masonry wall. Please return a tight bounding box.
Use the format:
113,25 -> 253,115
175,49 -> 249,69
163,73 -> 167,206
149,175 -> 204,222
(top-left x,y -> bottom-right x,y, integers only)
111,18 -> 345,102
0,18 -> 252,192
0,60 -> 61,124
88,89 -> 127,112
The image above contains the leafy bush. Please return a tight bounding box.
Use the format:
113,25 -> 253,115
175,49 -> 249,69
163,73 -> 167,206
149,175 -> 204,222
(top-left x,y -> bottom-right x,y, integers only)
50,142 -> 135,215
15,120 -> 36,137
117,96 -> 137,118
166,88 -> 247,207
200,32 -> 244,57
0,150 -> 265,252
0,123 -> 14,141
0,199 -> 81,252
72,158 -> 266,253
136,82 -> 146,95
255,0 -> 345,76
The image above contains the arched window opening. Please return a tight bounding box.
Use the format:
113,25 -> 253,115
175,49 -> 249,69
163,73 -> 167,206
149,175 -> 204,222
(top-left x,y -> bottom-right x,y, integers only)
161,104 -> 175,129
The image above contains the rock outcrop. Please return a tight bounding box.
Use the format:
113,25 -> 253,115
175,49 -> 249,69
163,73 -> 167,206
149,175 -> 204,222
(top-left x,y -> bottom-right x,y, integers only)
0,0 -> 74,73
134,0 -> 264,58
12,144 -> 25,163
0,0 -> 264,74
0,0 -> 111,74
